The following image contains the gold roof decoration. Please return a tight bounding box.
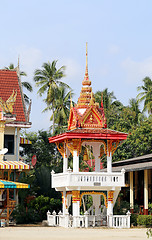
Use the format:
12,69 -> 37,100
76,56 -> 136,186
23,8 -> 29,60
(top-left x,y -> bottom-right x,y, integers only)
77,42 -> 92,108
0,90 -> 17,113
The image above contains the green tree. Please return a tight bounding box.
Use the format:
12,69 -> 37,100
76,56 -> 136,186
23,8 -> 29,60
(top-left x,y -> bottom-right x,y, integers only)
45,86 -> 72,134
34,61 -> 70,134
5,63 -> 33,104
113,118 -> 152,161
137,77 -> 152,115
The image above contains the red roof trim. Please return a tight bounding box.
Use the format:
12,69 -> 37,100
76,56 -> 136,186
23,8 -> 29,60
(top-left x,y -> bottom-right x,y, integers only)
49,130 -> 128,143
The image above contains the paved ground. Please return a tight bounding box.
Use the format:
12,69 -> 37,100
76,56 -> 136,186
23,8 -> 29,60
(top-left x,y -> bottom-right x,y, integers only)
0,227 -> 148,240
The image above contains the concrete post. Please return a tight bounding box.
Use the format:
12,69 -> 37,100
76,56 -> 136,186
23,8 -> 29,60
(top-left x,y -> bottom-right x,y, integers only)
52,210 -> 56,226
144,169 -> 148,215
73,150 -> 79,172
64,209 -> 69,228
107,191 -> 114,216
63,152 -> 68,173
72,191 -> 80,227
84,211 -> 89,228
126,211 -> 131,228
107,152 -> 112,173
62,190 -> 66,215
130,171 -> 134,213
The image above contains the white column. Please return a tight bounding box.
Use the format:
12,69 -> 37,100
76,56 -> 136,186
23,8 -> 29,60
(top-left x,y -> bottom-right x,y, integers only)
107,152 -> 112,173
92,143 -> 100,172
63,153 -> 68,173
73,150 -> 79,172
144,169 -> 148,215
62,190 -> 66,215
107,191 -> 113,216
73,201 -> 80,216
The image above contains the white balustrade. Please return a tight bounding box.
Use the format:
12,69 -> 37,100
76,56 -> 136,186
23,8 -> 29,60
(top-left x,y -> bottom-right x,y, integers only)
108,211 -> 131,228
52,171 -> 125,189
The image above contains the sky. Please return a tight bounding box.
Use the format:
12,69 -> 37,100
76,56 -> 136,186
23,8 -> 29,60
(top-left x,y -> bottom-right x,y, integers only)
0,0 -> 152,132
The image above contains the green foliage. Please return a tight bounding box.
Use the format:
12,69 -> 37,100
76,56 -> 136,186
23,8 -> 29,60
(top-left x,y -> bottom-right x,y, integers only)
12,195 -> 62,224
137,215 -> 152,227
137,76 -> 152,115
130,214 -> 138,226
146,228 -> 152,238
12,204 -> 39,224
113,118 -> 152,161
29,195 -> 62,221
149,203 -> 152,214
113,200 -> 130,215
34,60 -> 70,134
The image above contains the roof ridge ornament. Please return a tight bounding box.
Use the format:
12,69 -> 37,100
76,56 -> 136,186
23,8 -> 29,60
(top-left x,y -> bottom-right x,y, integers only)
82,42 -> 91,86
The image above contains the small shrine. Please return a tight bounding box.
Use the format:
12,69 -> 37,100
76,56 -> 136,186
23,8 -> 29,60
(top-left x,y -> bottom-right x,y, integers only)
48,44 -> 130,228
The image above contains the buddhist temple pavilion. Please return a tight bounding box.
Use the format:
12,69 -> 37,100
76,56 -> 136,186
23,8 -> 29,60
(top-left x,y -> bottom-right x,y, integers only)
48,44 -> 130,228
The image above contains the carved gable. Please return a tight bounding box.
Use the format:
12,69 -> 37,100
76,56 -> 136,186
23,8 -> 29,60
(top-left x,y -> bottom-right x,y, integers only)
81,107 -> 104,128
68,108 -> 77,130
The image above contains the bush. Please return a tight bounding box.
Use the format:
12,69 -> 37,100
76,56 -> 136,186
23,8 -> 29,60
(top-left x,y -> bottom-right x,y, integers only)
12,195 -> 62,224
12,205 -> 39,224
130,214 -> 138,226
137,215 -> 152,227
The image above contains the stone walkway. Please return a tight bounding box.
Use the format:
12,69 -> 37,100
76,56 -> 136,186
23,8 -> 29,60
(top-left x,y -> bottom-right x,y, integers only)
0,227 -> 148,240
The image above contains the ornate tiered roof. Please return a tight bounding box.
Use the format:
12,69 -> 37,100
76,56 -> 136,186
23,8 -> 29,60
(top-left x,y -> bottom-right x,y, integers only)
68,43 -> 106,130
49,43 -> 128,144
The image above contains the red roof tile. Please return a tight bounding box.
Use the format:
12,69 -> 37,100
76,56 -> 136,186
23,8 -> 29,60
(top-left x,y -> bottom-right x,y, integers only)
0,70 -> 27,123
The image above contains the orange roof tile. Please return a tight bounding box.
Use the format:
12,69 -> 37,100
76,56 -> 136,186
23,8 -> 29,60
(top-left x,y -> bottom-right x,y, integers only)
0,70 -> 27,123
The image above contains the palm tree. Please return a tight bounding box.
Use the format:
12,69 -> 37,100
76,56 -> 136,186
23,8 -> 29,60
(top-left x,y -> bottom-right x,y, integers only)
43,86 -> 72,134
137,77 -> 152,115
5,63 -> 33,104
94,88 -> 116,110
129,98 -> 141,124
34,60 -> 70,134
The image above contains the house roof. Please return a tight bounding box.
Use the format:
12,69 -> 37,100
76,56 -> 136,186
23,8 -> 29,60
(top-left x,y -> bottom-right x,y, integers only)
0,70 -> 31,127
109,154 -> 152,172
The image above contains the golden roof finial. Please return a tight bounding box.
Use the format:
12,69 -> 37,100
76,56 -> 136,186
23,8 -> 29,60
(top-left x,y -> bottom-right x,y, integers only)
86,42 -> 88,72
82,42 -> 91,86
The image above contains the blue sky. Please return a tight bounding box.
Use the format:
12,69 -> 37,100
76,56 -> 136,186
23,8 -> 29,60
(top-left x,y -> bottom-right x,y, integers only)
1,0 -> 152,131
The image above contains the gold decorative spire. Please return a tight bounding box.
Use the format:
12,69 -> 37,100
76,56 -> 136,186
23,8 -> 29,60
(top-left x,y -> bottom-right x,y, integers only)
76,43 -> 93,108
82,42 -> 91,86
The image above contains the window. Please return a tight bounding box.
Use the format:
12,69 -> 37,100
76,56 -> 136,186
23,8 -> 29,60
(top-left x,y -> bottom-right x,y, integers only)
4,135 -> 14,154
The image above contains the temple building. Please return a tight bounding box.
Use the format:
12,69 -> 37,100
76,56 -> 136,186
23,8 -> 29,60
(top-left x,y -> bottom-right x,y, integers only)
48,44 -> 131,228
0,67 -> 31,224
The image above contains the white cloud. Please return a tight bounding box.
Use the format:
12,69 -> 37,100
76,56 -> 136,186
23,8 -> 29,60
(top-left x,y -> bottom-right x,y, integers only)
122,56 -> 152,84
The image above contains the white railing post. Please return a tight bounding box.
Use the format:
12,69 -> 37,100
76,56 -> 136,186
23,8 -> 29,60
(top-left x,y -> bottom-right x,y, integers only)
47,210 -> 50,224
58,211 -> 62,226
126,211 -> 131,228
52,210 -> 56,226
84,211 -> 89,228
